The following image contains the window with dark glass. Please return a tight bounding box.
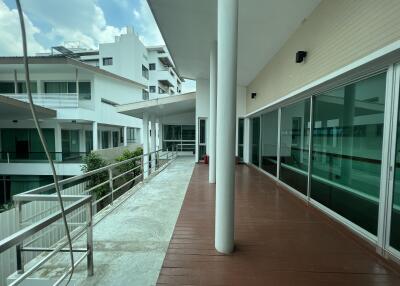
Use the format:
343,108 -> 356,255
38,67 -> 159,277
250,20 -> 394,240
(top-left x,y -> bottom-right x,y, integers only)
260,111 -> 278,176
0,82 -> 15,93
250,117 -> 260,166
142,65 -> 149,79
102,57 -> 113,66
310,72 -> 386,235
142,89 -> 149,100
149,86 -> 156,93
279,99 -> 310,194
238,118 -> 244,162
149,63 -> 156,70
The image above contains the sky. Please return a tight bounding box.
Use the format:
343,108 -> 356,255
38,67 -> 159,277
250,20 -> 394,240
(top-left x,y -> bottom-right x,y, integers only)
0,0 -> 195,91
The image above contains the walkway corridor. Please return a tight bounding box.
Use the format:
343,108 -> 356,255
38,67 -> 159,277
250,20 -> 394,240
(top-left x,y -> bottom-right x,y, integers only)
80,157 -> 195,286
157,163 -> 400,286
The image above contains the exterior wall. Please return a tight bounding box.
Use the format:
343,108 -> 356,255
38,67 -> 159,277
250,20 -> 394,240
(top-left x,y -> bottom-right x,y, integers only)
148,48 -> 183,99
246,0 -> 400,113
99,29 -> 149,86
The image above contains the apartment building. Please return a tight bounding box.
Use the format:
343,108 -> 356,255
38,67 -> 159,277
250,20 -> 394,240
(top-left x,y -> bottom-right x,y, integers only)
0,56 -> 144,207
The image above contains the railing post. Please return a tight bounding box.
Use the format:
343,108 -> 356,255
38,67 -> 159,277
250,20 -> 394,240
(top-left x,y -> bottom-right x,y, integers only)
166,148 -> 169,160
86,201 -> 94,277
141,155 -> 144,182
7,152 -> 10,164
15,201 -> 24,274
108,168 -> 113,205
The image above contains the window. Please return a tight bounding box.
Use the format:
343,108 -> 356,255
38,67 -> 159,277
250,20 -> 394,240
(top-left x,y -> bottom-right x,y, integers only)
61,130 -> 80,161
159,87 -> 166,94
85,131 -> 93,152
78,82 -> 91,100
142,65 -> 149,79
101,131 -> 110,149
260,111 -> 278,175
280,99 -> 310,194
238,118 -> 244,162
0,82 -> 15,93
170,71 -> 174,78
142,89 -> 149,100
17,81 -> 37,94
198,119 -> 207,160
250,117 -> 260,166
102,57 -> 113,66
163,124 -> 195,153
127,128 -> 136,143
149,63 -> 156,70
310,72 -> 386,235
149,86 -> 156,93
112,131 -> 119,147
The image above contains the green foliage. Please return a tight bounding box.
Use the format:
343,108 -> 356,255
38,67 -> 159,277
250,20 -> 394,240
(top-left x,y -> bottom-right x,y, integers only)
115,147 -> 143,177
81,152 -> 109,199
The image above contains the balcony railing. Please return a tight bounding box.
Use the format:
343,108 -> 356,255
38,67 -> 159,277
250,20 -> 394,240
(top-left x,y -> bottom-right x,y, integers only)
2,93 -> 79,109
0,152 -> 87,163
0,147 -> 178,286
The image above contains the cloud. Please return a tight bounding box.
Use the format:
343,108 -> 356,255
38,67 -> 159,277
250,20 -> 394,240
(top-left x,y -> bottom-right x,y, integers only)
132,0 -> 164,46
21,0 -> 127,49
0,1 -> 46,56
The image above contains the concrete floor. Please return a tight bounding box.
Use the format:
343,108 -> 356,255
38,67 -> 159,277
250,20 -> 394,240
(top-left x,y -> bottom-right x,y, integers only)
80,157 -> 195,286
10,157 -> 195,286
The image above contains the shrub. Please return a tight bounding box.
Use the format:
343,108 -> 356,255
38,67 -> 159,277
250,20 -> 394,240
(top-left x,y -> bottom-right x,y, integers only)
81,152 -> 109,199
115,147 -> 143,177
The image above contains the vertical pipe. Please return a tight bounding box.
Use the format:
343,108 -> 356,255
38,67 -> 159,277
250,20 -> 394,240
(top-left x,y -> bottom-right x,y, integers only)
143,113 -> 149,179
108,168 -> 113,205
86,202 -> 94,276
92,122 -> 98,151
16,201 -> 24,273
209,41 -> 218,183
151,116 -> 157,173
123,126 -> 128,146
215,0 -> 238,254
307,97 -> 314,201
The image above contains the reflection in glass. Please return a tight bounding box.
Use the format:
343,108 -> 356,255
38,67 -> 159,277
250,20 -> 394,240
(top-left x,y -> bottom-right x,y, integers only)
261,110 -> 278,176
280,99 -> 310,193
238,118 -> 244,161
311,72 -> 386,235
250,117 -> 260,166
390,86 -> 400,251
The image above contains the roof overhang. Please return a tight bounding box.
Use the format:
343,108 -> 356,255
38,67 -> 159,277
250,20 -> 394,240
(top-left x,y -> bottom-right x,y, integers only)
147,0 -> 321,86
117,92 -> 196,119
0,95 -> 56,119
0,57 -> 147,89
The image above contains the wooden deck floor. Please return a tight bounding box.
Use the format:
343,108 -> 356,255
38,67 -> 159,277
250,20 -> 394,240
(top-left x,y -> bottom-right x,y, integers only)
157,163 -> 400,285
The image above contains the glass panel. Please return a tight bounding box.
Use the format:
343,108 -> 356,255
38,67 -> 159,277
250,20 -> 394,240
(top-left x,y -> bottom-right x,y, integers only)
17,81 -> 37,93
251,117 -> 260,166
182,125 -> 195,140
311,72 -> 386,235
113,131 -> 119,147
44,82 -> 68,93
0,82 -> 15,93
102,131 -> 109,149
238,118 -> 244,162
199,145 -> 207,161
390,81 -> 400,251
280,99 -> 310,194
85,131 -> 93,152
164,125 -> 181,140
199,120 -> 206,144
79,82 -> 91,99
261,111 -> 278,176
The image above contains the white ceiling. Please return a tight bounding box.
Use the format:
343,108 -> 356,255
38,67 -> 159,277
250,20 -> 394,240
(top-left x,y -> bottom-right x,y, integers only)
0,95 -> 56,119
148,0 -> 321,86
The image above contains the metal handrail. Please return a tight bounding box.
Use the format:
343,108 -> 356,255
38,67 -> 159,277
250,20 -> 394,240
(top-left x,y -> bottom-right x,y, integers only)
0,146 -> 179,285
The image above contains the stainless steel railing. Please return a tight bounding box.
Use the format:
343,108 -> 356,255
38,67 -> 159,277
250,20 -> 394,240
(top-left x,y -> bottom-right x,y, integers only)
0,146 -> 178,286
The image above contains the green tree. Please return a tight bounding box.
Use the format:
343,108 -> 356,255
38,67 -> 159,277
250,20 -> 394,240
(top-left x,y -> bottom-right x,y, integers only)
81,152 -> 109,199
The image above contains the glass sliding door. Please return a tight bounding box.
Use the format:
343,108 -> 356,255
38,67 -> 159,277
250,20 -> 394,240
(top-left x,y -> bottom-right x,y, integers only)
250,117 -> 260,166
311,72 -> 387,235
238,118 -> 244,162
261,111 -> 278,176
280,99 -> 310,194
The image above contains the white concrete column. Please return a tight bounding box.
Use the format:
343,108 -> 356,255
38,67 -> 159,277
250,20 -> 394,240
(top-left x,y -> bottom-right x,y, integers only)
209,41 -> 217,183
215,0 -> 238,254
123,126 -> 128,146
143,113 -> 149,179
243,118 -> 250,163
158,121 -> 163,150
55,123 -> 62,161
151,115 -> 157,172
92,121 -> 98,150
14,70 -> 18,94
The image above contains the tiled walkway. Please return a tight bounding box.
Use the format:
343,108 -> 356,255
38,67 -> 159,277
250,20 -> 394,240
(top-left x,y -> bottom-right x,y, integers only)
157,163 -> 400,285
